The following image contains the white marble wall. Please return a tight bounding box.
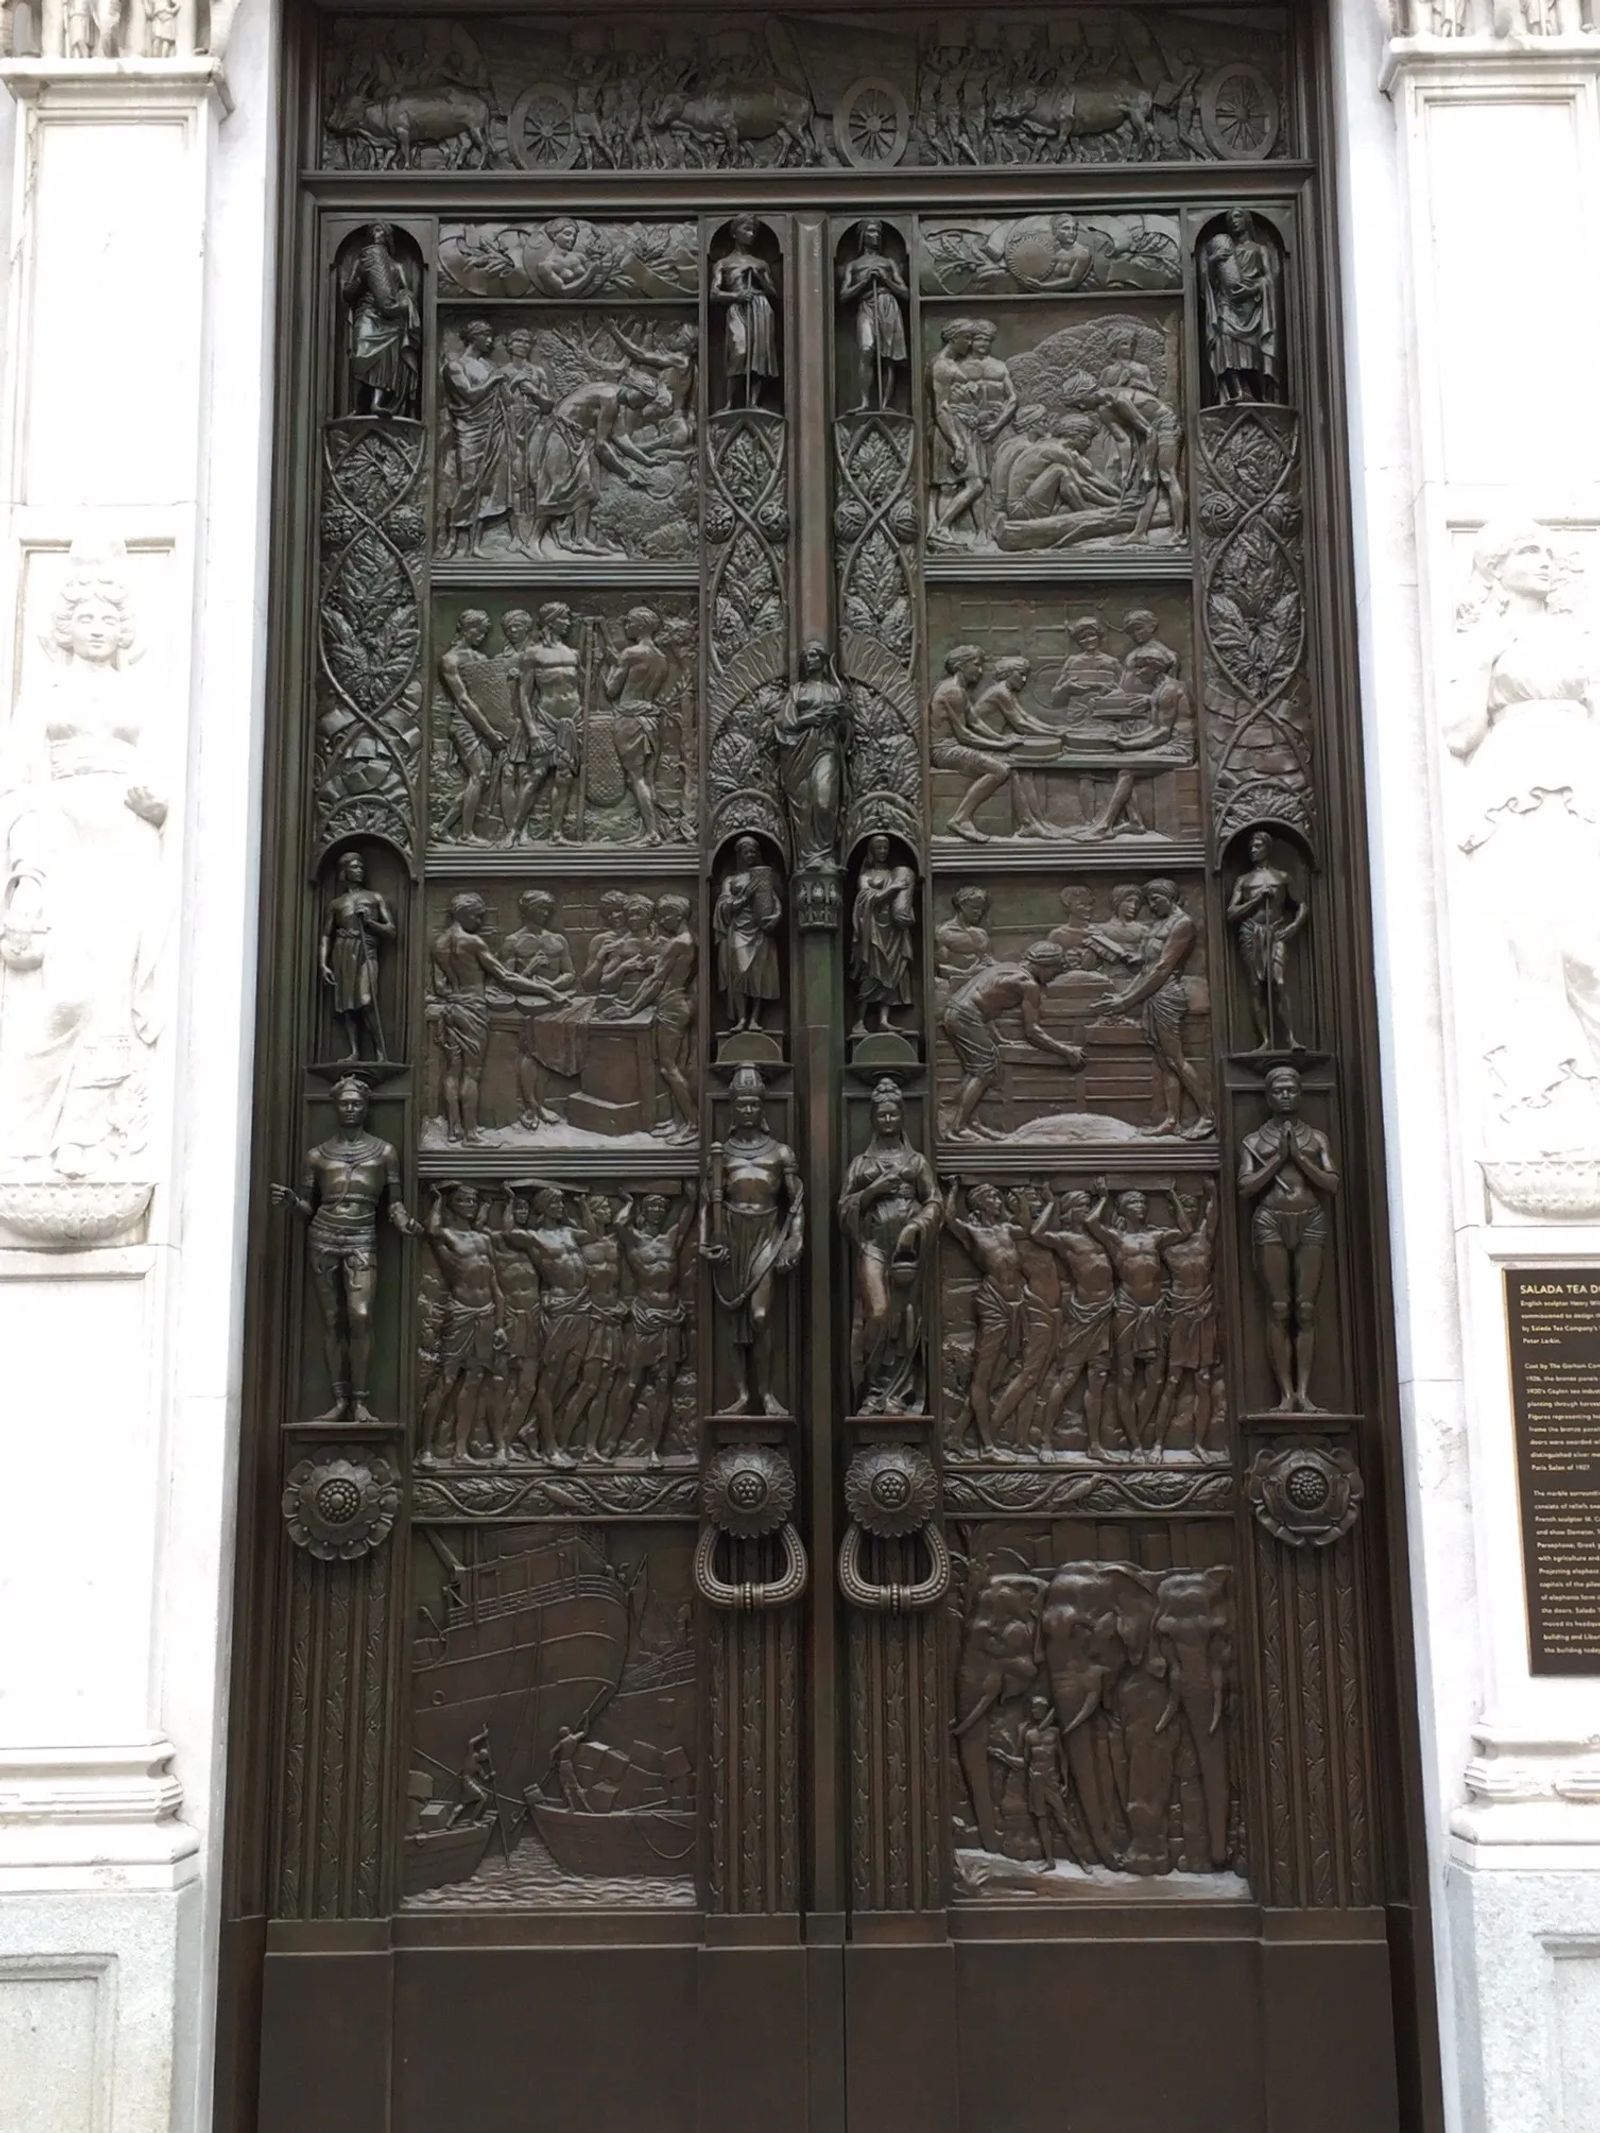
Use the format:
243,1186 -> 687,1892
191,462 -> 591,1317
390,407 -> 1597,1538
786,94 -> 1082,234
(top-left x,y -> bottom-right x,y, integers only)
0,4 -> 274,2131
1338,3 -> 1600,2127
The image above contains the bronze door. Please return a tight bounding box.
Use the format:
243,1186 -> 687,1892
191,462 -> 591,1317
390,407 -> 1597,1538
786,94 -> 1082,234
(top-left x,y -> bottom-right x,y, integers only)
224,8 -> 1438,2132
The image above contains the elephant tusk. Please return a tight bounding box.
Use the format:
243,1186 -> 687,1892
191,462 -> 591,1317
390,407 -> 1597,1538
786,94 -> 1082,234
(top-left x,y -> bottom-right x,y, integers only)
952,1682 -> 1001,1740
1062,1680 -> 1102,1735
1155,1681 -> 1180,1735
1209,1678 -> 1226,1736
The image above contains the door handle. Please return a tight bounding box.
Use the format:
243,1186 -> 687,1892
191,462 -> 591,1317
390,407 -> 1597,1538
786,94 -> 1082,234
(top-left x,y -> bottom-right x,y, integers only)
836,1445 -> 951,1613
694,1444 -> 809,1612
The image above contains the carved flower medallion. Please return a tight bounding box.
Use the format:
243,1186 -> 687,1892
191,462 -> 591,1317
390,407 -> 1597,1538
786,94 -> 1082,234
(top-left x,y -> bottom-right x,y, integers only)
1246,1441 -> 1362,1548
844,1444 -> 938,1538
702,1445 -> 795,1538
282,1455 -> 399,1561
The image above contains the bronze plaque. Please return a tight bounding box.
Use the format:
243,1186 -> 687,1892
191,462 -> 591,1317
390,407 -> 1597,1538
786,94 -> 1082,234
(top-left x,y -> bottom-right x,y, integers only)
1508,1269 -> 1600,1675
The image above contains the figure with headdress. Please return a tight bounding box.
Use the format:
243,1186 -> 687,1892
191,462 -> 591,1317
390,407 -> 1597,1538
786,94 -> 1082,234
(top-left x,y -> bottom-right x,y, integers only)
270,1076 -> 410,1425
838,1079 -> 941,1415
342,225 -> 421,418
700,1066 -> 803,1416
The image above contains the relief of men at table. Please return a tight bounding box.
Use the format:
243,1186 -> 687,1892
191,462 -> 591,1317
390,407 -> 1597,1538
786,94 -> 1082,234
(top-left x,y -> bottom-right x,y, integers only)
422,886 -> 698,1151
437,313 -> 697,562
929,608 -> 1195,845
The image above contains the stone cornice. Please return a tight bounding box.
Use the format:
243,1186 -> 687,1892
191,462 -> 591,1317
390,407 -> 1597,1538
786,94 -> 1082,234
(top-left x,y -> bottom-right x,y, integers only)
0,55 -> 230,110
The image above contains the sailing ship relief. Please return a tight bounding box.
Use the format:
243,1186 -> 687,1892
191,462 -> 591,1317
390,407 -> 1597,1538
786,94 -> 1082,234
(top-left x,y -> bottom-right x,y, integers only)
404,1526 -> 697,1906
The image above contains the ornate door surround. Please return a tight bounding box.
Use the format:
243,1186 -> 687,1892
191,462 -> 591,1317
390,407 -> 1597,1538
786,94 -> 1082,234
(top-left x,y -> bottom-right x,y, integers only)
222,8 -> 1439,2130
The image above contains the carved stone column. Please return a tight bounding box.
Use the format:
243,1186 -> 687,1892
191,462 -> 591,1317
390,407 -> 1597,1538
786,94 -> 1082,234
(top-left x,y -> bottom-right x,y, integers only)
0,9 -> 271,2133
1342,5 -> 1600,2126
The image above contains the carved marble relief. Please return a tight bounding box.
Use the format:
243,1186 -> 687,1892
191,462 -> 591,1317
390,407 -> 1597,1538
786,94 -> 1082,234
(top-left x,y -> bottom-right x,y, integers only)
414,1180 -> 697,1470
0,538 -> 167,1244
940,1173 -> 1225,1462
423,881 -> 699,1151
950,1534 -> 1242,1892
428,595 -> 697,851
404,1524 -> 699,1908
925,306 -> 1185,554
1196,403 -> 1312,845
437,311 -> 697,563
440,220 -> 699,301
933,875 -> 1214,1146
320,13 -> 1289,173
1447,523 -> 1600,1216
928,592 -> 1198,848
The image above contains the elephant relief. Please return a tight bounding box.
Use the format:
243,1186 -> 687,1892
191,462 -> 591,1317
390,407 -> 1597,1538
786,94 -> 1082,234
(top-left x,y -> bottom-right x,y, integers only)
954,1558 -> 1235,1879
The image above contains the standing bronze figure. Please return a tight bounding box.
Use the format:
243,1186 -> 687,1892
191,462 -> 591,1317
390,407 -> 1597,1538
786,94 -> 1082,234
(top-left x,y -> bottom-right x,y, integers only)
840,220 -> 909,413
839,1079 -> 941,1415
710,215 -> 779,413
342,224 -> 421,418
700,1065 -> 803,1416
850,834 -> 917,1040
775,641 -> 848,873
1228,831 -> 1308,1052
270,1076 -> 410,1425
1238,1066 -> 1340,1413
321,852 -> 396,1062
713,836 -> 783,1040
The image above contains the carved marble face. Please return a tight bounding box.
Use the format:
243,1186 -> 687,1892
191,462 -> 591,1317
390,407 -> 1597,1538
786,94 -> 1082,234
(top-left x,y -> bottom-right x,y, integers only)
64,594 -> 126,665
1499,540 -> 1555,601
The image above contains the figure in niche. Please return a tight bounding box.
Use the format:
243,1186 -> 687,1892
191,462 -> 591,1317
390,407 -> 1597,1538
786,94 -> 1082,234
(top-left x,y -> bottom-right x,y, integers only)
700,1065 -> 804,1418
1031,1187 -> 1116,1457
342,225 -> 421,419
0,541 -> 166,1177
436,610 -> 500,841
940,944 -> 1083,1141
840,221 -> 909,413
66,0 -> 120,57
1228,831 -> 1308,1052
1201,212 -> 1284,407
1086,1182 -> 1186,1454
616,1190 -> 697,1461
714,837 -> 783,1044
928,319 -> 1017,545
850,836 -> 917,1044
934,884 -> 992,989
320,852 -> 395,1062
1238,1066 -> 1340,1413
1094,881 -> 1214,1137
839,1080 -> 941,1416
500,889 -> 576,1129
775,642 -> 848,874
145,0 -> 181,57
930,645 -> 1025,845
499,329 -> 553,546
617,892 -> 698,1145
426,892 -> 562,1145
710,217 -> 779,413
941,1179 -> 1026,1459
509,602 -> 582,842
989,1700 -> 1073,1869
412,1183 -> 510,1466
1448,525 -> 1600,1153
1160,1184 -> 1221,1450
601,606 -> 668,844
528,376 -> 658,557
442,321 -> 513,557
270,1077 -> 409,1426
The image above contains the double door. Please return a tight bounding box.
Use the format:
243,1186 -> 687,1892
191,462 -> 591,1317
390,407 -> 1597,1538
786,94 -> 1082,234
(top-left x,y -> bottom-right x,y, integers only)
225,7 -> 1434,2131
